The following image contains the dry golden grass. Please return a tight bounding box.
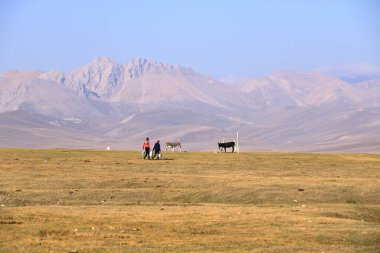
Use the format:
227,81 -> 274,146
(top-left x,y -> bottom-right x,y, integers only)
0,149 -> 379,252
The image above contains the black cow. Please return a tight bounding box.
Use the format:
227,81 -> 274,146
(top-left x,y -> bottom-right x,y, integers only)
218,142 -> 235,153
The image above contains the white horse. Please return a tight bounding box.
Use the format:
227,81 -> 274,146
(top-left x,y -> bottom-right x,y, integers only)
165,138 -> 182,152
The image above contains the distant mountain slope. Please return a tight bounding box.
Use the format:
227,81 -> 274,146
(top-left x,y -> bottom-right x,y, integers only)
239,106 -> 380,152
0,70 -> 117,118
238,71 -> 376,107
40,57 -> 124,99
0,110 -> 108,149
1,57 -> 380,152
40,57 -> 249,111
356,78 -> 380,91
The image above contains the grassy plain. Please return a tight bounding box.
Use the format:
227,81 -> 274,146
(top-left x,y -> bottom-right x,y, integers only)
0,149 -> 379,252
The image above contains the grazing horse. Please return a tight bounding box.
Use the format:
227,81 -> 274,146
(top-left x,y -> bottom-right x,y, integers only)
218,142 -> 235,153
165,138 -> 182,152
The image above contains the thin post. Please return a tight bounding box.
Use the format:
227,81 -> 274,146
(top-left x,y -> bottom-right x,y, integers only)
237,132 -> 239,154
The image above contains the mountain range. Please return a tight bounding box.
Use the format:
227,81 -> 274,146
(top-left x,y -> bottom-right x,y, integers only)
1,57 -> 379,152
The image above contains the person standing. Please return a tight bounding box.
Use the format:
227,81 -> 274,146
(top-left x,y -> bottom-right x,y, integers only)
152,140 -> 161,160
142,137 -> 151,160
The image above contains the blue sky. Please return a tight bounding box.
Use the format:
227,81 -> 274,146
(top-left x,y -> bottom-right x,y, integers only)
0,0 -> 379,79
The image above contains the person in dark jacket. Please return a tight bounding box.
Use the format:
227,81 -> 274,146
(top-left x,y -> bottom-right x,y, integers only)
152,140 -> 161,160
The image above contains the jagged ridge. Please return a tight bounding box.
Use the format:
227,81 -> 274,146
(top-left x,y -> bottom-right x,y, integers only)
39,57 -> 193,99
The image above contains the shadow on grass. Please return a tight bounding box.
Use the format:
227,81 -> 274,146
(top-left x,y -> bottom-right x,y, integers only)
142,158 -> 174,161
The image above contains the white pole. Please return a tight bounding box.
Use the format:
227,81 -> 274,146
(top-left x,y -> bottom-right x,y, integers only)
237,131 -> 239,154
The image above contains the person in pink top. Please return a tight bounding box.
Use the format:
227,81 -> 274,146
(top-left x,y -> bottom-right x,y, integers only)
142,137 -> 151,160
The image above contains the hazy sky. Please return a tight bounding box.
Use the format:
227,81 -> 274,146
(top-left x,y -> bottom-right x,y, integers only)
0,0 -> 379,78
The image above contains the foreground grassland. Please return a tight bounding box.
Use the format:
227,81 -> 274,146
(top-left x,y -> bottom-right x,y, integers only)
0,149 -> 379,252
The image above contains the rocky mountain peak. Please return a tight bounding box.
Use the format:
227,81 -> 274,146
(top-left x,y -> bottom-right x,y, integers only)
124,58 -> 191,79
39,69 -> 65,84
35,57 -> 196,100
86,56 -> 118,69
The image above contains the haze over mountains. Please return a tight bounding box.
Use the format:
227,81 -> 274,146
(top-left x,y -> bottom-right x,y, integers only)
1,57 -> 379,152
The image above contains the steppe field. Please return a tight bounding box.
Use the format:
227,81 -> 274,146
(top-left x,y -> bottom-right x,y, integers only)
0,149 -> 379,253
